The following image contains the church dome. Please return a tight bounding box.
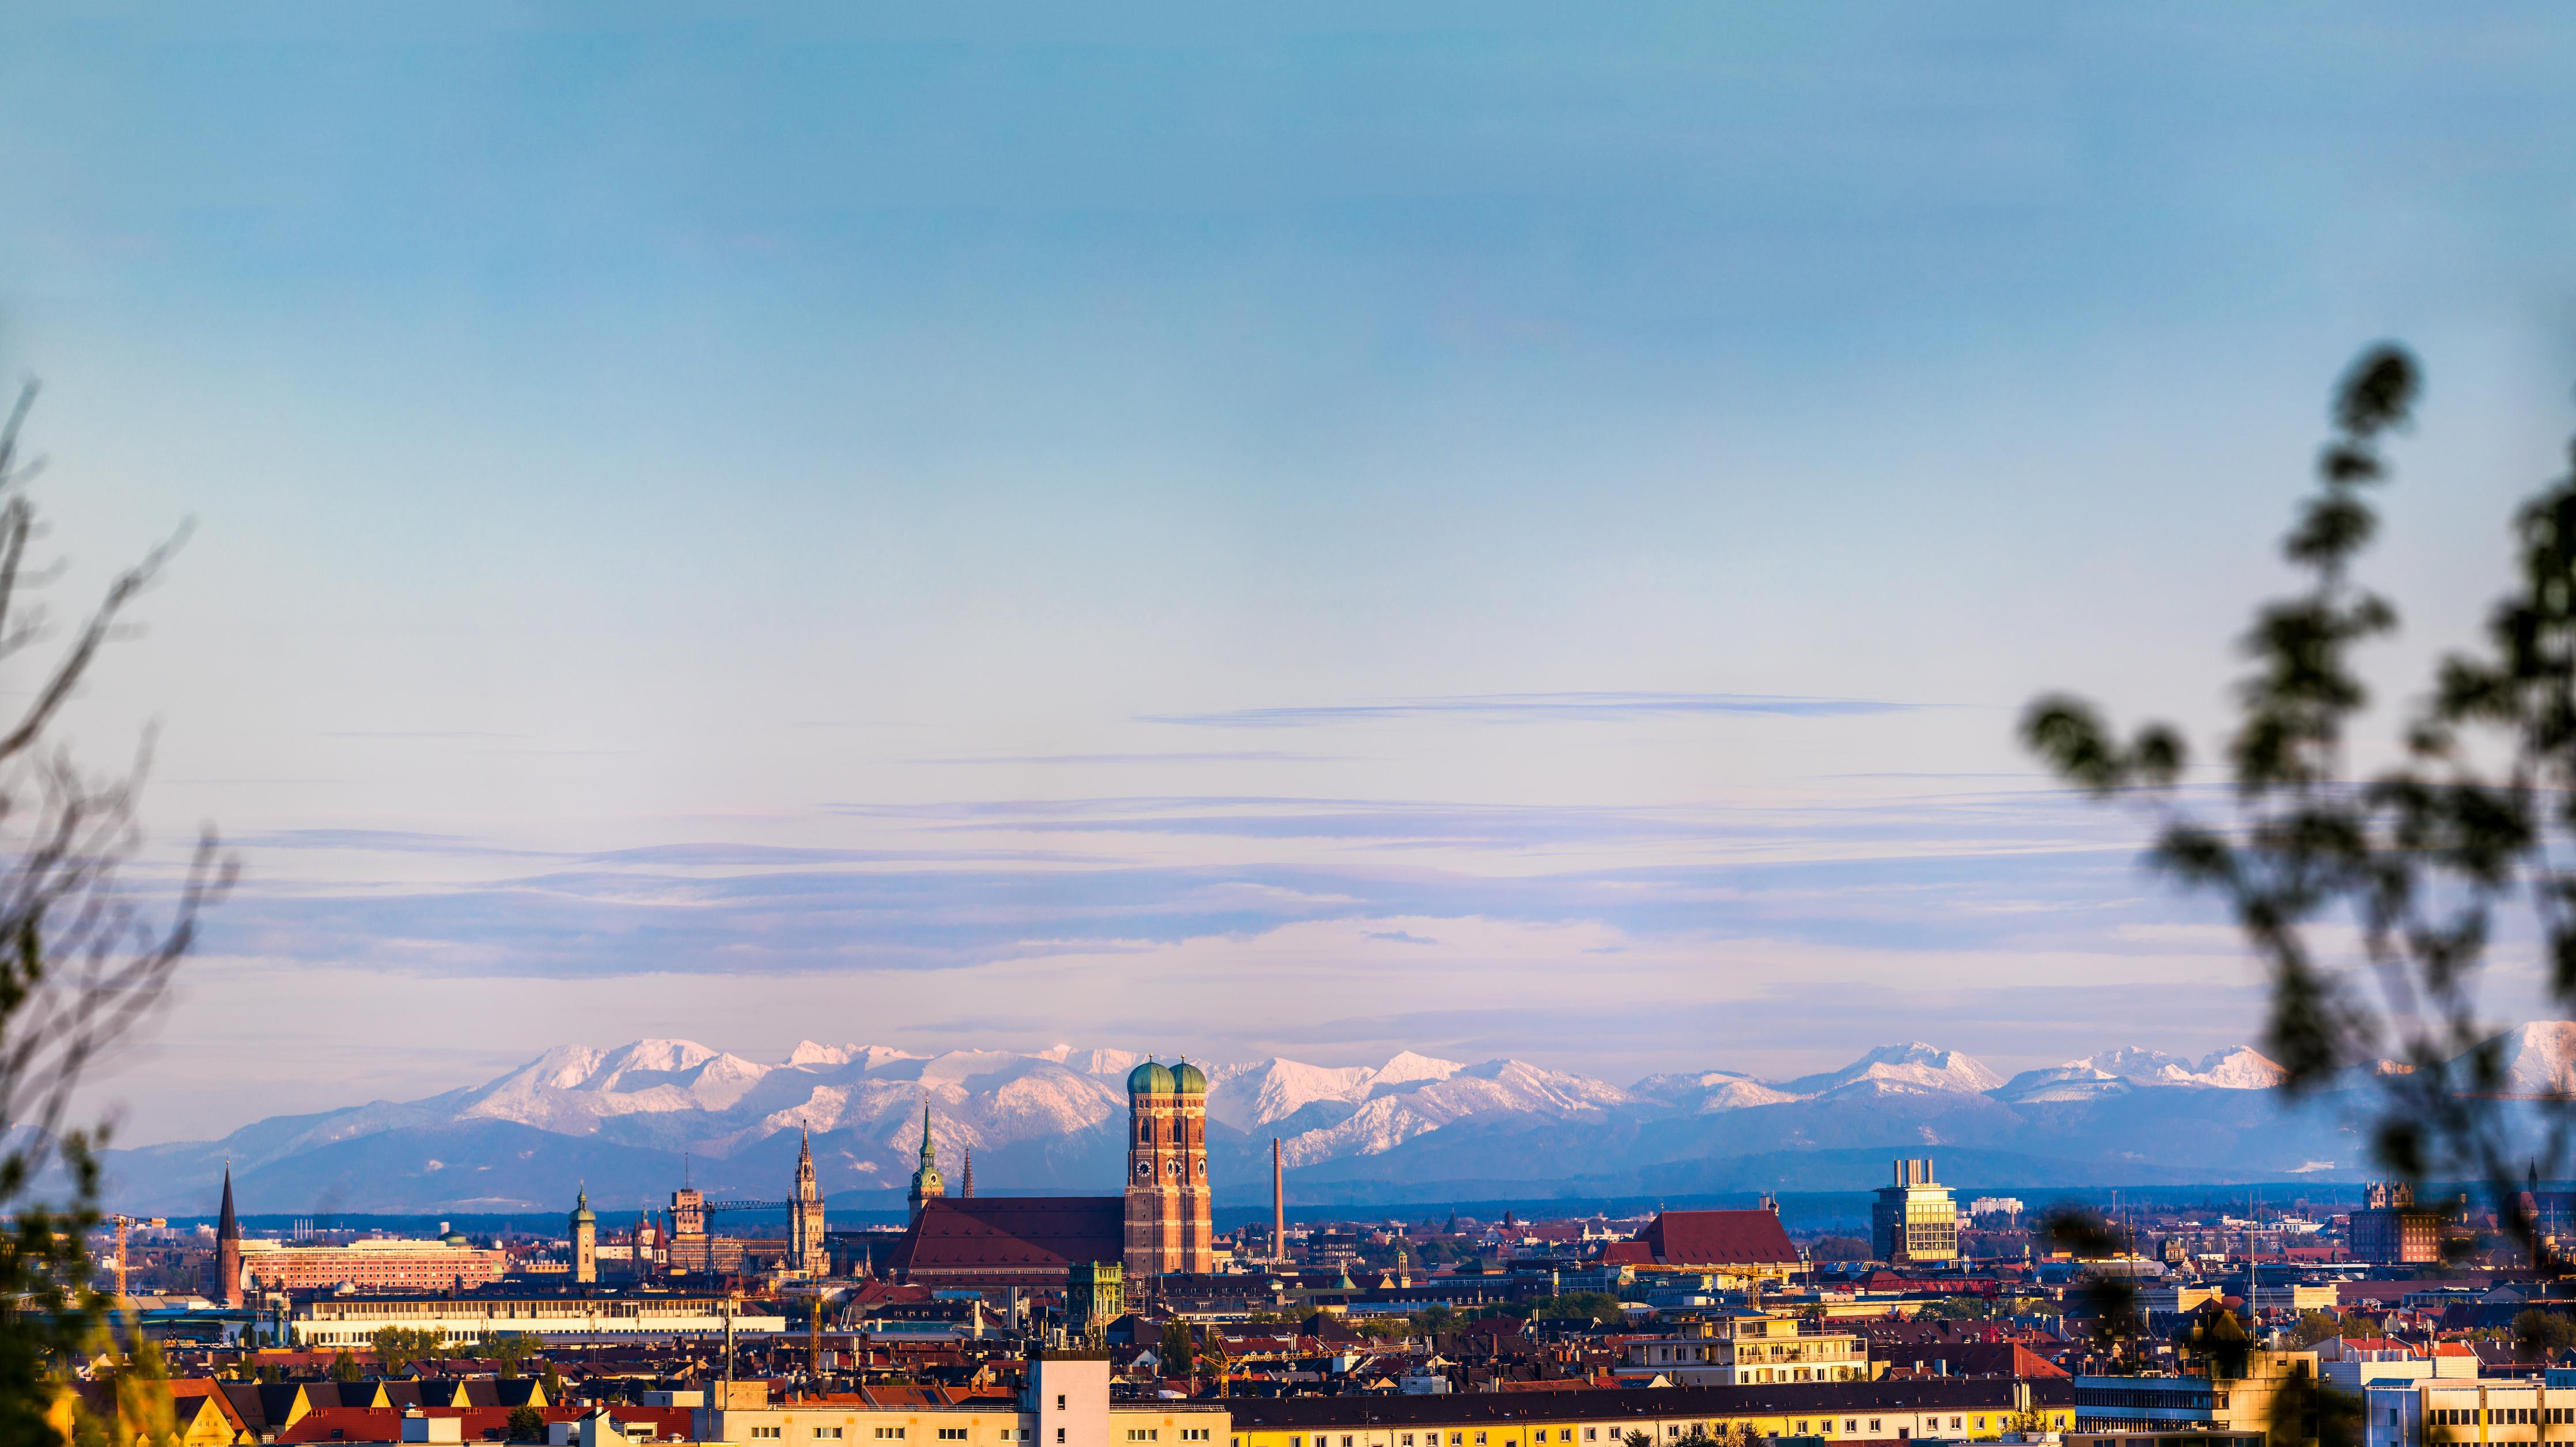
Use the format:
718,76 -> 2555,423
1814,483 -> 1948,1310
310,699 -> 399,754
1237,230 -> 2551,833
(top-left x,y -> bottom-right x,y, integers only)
569,1188 -> 596,1228
1128,1060 -> 1175,1095
1170,1059 -> 1207,1095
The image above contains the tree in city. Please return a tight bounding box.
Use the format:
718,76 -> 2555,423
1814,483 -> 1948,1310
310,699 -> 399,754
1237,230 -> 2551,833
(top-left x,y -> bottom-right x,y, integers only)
329,1351 -> 362,1384
505,1406 -> 546,1442
2514,1309 -> 2576,1362
1158,1320 -> 1195,1382
371,1325 -> 438,1377
0,385 -> 231,1447
1411,1305 -> 1461,1338
2286,1310 -> 2346,1348
481,1333 -> 537,1380
2024,342 -> 2576,1260
1529,1292 -> 1623,1324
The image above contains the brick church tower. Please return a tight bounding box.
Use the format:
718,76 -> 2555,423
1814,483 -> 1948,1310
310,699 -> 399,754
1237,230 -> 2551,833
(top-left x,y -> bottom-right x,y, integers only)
1122,1058 -> 1213,1280
213,1164 -> 243,1306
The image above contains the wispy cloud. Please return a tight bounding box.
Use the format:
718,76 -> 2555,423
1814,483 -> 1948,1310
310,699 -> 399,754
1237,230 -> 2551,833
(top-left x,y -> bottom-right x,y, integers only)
202,788 -> 2184,979
236,829 -> 542,857
1142,692 -> 1925,729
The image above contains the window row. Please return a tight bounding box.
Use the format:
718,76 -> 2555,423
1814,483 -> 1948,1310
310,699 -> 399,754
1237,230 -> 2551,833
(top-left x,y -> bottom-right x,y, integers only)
1283,1415 -> 2011,1447
2434,1408 -> 2576,1426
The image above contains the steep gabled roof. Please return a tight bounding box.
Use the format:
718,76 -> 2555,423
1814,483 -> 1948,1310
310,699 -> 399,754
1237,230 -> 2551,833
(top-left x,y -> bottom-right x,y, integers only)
895,1196 -> 1123,1273
1639,1210 -> 1798,1267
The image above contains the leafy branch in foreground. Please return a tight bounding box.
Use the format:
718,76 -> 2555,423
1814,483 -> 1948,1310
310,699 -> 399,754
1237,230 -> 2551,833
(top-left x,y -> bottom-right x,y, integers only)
2025,343 -> 2576,1263
0,383 -> 233,1446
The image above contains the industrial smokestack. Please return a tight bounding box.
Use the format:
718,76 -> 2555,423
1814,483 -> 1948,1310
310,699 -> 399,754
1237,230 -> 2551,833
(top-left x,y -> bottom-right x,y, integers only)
1272,1137 -> 1286,1263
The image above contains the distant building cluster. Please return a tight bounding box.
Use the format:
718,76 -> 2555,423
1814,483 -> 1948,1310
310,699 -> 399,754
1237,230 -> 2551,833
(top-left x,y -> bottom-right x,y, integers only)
100,1099 -> 2576,1447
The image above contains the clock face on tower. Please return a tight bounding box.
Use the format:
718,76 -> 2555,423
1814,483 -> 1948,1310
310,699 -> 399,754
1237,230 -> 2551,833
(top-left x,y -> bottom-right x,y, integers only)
1136,1162 -> 1150,1177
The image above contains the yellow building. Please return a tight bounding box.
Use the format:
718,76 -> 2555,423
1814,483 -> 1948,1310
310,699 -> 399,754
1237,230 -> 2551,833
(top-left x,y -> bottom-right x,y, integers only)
702,1350 -> 1228,1447
1223,1381 -> 2075,1447
1614,1312 -> 1874,1387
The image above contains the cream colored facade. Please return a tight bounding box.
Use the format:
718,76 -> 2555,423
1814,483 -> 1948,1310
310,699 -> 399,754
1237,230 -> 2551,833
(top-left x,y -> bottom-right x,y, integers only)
1613,1313 -> 1872,1387
1228,1391 -> 2070,1447
2366,1378 -> 2576,1447
700,1355 -> 1225,1447
291,1294 -> 786,1346
699,1403 -> 1225,1447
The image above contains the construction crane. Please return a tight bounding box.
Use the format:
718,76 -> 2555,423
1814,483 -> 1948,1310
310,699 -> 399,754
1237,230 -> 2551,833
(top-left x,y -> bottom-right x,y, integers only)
106,1215 -> 165,1302
663,1188 -> 794,1277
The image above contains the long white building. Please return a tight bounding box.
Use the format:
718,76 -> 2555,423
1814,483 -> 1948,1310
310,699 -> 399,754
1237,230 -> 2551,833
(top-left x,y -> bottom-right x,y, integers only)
291,1293 -> 786,1347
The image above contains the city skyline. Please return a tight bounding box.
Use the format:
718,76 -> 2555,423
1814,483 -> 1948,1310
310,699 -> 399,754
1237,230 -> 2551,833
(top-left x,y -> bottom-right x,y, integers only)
9,4 -> 2576,1143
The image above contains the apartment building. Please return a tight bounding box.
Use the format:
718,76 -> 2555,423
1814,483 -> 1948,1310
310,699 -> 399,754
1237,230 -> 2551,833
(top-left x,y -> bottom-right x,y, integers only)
699,1351 -> 1227,1447
1224,1380 -> 2077,1447
2365,1377 -> 2576,1447
2073,1352 -> 2320,1438
1613,1312 -> 1872,1387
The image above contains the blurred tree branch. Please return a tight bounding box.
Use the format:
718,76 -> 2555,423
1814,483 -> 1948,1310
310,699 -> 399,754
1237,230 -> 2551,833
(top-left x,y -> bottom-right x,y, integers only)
2024,343 -> 2576,1268
0,381 -> 233,1445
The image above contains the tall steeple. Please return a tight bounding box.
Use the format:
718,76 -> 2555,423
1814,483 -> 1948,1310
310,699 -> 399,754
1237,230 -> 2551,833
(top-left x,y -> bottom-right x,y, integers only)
961,1149 -> 975,1198
570,1183 -> 598,1284
906,1103 -> 945,1226
789,1127 -> 827,1276
214,1162 -> 242,1306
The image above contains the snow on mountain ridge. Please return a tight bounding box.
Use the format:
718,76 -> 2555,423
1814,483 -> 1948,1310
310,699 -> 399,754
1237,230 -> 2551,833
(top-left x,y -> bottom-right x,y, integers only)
2491,1021 -> 2576,1096
1783,1042 -> 2005,1097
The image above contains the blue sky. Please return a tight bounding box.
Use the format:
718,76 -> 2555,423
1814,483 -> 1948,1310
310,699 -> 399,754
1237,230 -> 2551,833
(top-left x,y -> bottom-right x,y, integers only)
6,2 -> 2576,1142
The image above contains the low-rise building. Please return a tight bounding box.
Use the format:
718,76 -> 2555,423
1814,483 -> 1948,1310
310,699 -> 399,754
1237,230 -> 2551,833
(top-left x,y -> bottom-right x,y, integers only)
238,1237 -> 508,1294
290,1292 -> 786,1347
2073,1352 -> 2320,1438
700,1350 -> 1228,1447
1223,1379 -> 2077,1447
2363,1376 -> 2576,1447
1613,1313 -> 1871,1387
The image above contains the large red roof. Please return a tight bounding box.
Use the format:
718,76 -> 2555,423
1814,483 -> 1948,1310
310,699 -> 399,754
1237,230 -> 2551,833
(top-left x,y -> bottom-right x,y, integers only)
896,1196 -> 1124,1276
1639,1210 -> 1798,1267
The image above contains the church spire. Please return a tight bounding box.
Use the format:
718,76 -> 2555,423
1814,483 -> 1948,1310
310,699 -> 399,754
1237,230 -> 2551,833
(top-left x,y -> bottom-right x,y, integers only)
217,1162 -> 239,1243
214,1162 -> 243,1306
962,1149 -> 974,1198
906,1103 -> 945,1226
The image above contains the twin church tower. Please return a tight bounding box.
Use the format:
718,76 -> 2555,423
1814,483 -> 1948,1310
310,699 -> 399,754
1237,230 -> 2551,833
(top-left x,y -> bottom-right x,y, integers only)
1120,1057 -> 1215,1275
906,1054 -> 1215,1279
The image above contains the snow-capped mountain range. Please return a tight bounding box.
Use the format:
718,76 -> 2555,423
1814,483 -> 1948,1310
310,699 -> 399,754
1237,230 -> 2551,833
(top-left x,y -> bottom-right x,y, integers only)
100,1025 -> 2576,1217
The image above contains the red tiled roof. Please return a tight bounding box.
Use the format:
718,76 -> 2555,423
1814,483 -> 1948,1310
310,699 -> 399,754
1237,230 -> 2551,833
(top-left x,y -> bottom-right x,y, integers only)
1639,1210 -> 1798,1268
896,1197 -> 1124,1274
279,1408 -> 516,1444
279,1407 -> 688,1446
1875,1343 -> 2067,1379
168,1380 -> 250,1435
1600,1243 -> 1654,1267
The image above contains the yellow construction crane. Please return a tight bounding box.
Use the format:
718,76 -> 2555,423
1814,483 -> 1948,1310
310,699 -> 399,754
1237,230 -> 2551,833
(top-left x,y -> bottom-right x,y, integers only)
107,1215 -> 166,1302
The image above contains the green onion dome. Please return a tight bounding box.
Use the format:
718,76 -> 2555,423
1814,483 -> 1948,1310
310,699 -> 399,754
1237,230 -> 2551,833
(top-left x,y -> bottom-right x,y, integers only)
1170,1059 -> 1207,1095
1128,1059 -> 1176,1095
